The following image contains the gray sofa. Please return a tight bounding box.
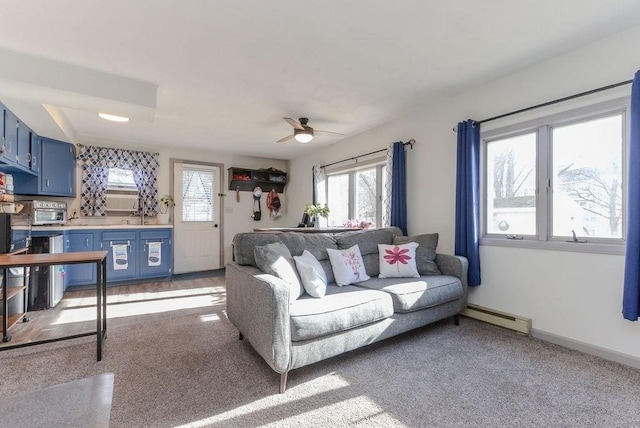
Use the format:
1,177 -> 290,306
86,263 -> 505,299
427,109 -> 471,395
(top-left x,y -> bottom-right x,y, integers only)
226,227 -> 468,392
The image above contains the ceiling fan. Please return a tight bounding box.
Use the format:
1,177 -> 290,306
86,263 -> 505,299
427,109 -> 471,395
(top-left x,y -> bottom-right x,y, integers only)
277,117 -> 344,143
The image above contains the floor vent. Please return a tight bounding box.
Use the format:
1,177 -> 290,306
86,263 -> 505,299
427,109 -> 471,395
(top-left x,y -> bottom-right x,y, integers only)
461,304 -> 532,335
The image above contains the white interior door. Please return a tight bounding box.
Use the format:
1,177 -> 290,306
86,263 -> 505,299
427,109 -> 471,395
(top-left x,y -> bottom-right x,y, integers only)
173,162 -> 221,274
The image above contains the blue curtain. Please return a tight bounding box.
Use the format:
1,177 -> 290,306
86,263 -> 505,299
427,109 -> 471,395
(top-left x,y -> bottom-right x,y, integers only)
455,120 -> 481,287
623,70 -> 640,321
390,141 -> 407,235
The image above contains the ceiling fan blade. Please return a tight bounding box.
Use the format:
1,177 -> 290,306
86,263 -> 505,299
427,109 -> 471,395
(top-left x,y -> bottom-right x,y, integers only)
284,117 -> 305,130
276,134 -> 295,143
315,130 -> 345,137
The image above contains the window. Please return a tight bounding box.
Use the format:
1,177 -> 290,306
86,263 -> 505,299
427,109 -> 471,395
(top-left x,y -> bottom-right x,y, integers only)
181,167 -> 214,222
106,167 -> 138,214
325,163 -> 385,227
107,167 -> 137,190
482,100 -> 626,252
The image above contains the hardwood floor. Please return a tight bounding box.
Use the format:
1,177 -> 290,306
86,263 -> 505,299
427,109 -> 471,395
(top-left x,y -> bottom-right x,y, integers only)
0,274 -> 226,348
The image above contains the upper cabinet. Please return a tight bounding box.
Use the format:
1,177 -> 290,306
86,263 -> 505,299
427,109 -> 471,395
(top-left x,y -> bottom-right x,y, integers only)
0,100 -> 75,197
228,167 -> 287,193
13,138 -> 76,197
0,102 -> 37,176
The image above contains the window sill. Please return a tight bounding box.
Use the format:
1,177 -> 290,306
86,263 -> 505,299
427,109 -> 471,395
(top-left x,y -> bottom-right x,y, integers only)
480,237 -> 625,256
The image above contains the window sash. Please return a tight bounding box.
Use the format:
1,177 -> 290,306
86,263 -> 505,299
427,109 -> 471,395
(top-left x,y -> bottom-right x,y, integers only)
480,98 -> 627,253
181,167 -> 215,222
325,163 -> 385,227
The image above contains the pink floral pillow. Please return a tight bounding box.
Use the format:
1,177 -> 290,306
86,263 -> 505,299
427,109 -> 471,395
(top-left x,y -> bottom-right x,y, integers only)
378,242 -> 420,278
327,244 -> 371,286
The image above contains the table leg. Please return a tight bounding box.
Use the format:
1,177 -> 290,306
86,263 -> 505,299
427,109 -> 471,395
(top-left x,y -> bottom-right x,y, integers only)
96,260 -> 102,361
102,259 -> 107,339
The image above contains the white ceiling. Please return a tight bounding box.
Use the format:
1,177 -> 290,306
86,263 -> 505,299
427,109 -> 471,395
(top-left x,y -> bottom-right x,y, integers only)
0,1 -> 639,160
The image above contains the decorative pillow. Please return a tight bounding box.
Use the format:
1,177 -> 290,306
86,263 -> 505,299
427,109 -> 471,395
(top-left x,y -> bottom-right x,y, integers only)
378,242 -> 420,278
254,242 -> 304,303
393,233 -> 441,275
294,250 -> 327,298
326,244 -> 371,286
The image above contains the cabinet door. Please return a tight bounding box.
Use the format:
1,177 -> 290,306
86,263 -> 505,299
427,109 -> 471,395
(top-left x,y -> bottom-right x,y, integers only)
101,231 -> 137,282
10,230 -> 30,252
3,109 -> 18,164
138,230 -> 172,278
66,232 -> 96,287
30,133 -> 40,173
41,138 -> 75,196
16,120 -> 30,168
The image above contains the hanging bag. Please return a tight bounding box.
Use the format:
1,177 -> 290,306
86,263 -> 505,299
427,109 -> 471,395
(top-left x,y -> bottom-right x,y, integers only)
252,187 -> 262,221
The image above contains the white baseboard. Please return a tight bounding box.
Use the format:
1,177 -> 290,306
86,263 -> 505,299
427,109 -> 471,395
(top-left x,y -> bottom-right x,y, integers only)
532,329 -> 640,370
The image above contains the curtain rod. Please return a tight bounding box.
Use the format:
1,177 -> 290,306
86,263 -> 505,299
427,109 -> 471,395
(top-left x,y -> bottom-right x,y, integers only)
452,79 -> 633,131
320,139 -> 415,169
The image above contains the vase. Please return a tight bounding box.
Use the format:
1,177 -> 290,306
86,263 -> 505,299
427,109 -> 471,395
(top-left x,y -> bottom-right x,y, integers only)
314,218 -> 321,229
157,213 -> 170,225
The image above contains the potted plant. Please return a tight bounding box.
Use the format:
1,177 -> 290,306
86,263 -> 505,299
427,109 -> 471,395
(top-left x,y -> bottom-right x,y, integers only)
305,203 -> 330,228
157,195 -> 175,224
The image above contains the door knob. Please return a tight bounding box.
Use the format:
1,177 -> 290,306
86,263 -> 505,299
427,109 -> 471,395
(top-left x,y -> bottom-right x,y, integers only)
214,224 -> 219,228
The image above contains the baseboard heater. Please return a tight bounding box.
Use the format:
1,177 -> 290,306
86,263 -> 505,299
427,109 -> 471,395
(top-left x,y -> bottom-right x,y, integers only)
461,304 -> 532,336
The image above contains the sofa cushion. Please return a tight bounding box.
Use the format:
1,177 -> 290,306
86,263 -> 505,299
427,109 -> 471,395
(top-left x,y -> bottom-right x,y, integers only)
353,275 -> 463,313
254,242 -> 304,303
327,244 -> 371,286
294,250 -> 327,298
289,286 -> 394,341
335,227 -> 402,276
394,233 -> 441,275
378,242 -> 420,278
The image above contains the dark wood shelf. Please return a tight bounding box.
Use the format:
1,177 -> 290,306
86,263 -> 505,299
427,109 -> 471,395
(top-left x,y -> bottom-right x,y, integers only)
229,167 -> 287,193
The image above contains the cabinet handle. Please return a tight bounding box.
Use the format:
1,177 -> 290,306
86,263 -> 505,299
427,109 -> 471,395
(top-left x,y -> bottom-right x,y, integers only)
27,153 -> 31,162
45,179 -> 50,187
86,238 -> 90,247
32,155 -> 37,166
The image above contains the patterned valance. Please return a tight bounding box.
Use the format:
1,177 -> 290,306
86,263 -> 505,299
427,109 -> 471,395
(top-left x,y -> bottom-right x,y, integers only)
77,145 -> 159,170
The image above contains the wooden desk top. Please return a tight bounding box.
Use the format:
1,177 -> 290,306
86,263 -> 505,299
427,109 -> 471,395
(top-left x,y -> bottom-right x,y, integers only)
0,251 -> 108,267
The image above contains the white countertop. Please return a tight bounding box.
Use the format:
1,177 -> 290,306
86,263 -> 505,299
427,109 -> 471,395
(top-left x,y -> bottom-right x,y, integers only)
13,224 -> 173,231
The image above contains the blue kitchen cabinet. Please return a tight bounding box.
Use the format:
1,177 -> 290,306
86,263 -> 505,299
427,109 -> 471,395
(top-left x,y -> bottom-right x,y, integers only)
138,229 -> 172,278
100,230 -> 138,282
10,230 -> 30,252
41,138 -> 75,196
2,109 -> 19,165
16,119 -> 31,169
30,133 -> 40,173
13,138 -> 75,196
66,231 -> 96,287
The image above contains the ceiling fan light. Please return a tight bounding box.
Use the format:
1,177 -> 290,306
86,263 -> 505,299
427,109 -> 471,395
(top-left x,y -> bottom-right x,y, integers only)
294,128 -> 313,143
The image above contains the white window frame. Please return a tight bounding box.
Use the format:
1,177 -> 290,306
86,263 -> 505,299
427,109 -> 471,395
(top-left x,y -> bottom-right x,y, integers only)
324,157 -> 386,227
480,98 -> 628,255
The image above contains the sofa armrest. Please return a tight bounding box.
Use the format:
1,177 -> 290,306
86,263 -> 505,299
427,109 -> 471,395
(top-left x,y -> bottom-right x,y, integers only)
225,262 -> 291,373
435,254 -> 469,288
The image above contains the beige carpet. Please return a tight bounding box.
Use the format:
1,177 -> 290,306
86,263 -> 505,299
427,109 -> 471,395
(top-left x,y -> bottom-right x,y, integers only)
0,373 -> 114,427
1,289 -> 640,427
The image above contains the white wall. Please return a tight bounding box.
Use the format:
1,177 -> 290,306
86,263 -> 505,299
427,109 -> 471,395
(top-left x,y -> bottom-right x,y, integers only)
63,140 -> 289,265
284,25 -> 640,362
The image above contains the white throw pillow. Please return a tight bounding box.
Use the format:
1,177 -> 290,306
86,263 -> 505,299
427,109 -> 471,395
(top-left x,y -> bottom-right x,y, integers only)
294,250 -> 327,298
378,242 -> 420,278
327,244 -> 371,286
254,242 -> 304,303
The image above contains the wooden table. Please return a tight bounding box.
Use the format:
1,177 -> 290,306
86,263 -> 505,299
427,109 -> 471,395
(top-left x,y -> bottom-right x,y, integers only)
0,251 -> 108,361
